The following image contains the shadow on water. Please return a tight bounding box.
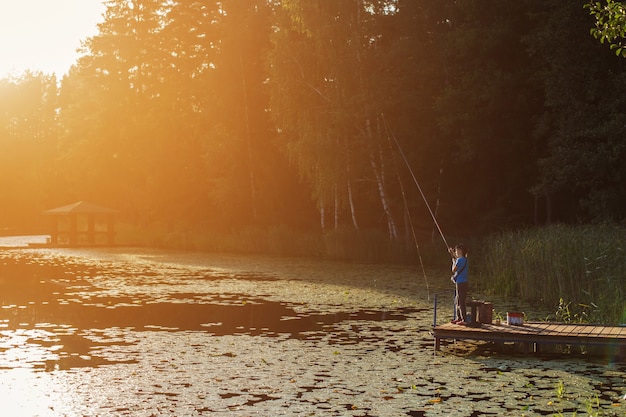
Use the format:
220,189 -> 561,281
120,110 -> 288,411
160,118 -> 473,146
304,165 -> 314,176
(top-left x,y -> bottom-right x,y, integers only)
0,252 -> 423,370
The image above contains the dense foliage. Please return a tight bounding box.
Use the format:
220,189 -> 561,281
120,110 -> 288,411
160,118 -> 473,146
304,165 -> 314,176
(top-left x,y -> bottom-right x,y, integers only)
587,0 -> 626,57
1,1 -> 626,250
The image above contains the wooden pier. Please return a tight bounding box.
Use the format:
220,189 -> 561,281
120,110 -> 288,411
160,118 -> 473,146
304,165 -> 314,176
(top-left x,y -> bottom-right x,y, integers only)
433,321 -> 626,353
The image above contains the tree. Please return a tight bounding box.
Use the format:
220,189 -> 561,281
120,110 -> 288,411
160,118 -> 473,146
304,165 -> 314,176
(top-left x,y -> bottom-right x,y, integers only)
530,1 -> 626,222
435,0 -> 545,232
59,0 -> 309,234
0,72 -> 59,229
58,0 -> 176,218
586,0 -> 626,57
59,0 -> 227,228
200,0 -> 286,228
268,0 -> 447,240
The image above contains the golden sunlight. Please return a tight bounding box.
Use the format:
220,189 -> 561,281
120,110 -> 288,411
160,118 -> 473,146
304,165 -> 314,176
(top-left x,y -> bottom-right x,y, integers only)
0,0 -> 105,78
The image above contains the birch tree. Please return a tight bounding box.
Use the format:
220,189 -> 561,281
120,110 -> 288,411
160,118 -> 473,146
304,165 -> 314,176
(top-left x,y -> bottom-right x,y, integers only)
269,0 -> 404,237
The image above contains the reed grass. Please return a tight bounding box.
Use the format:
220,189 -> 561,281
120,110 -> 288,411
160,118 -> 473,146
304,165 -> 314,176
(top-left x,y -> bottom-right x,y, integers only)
479,224 -> 626,324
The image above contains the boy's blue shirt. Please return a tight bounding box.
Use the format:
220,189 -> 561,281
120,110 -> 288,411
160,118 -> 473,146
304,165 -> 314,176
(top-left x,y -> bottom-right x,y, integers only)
454,256 -> 468,283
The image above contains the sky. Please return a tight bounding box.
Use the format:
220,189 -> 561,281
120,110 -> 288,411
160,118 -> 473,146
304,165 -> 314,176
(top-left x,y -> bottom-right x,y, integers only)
0,0 -> 106,78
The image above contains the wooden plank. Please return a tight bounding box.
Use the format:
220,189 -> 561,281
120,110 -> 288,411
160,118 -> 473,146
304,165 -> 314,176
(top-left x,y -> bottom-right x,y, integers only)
561,324 -> 578,336
529,323 -> 550,334
596,326 -> 616,337
534,323 -> 551,332
571,324 -> 590,337
542,323 -> 564,335
607,326 -> 623,338
576,324 -> 595,337
588,325 -> 605,337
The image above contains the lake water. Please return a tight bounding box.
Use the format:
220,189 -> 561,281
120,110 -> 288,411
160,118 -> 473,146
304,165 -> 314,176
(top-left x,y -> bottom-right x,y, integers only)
0,244 -> 623,416
0,235 -> 49,247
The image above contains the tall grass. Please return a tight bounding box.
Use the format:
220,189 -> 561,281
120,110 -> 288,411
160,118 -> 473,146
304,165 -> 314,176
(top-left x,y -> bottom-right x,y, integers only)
480,224 -> 626,324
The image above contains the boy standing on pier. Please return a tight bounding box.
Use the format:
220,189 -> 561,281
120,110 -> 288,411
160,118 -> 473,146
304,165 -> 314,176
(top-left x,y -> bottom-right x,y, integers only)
450,243 -> 469,325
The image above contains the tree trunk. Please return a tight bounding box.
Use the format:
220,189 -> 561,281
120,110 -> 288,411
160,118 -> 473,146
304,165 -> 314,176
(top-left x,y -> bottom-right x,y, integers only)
369,141 -> 397,241
240,52 -> 257,220
334,183 -> 339,230
347,179 -> 359,230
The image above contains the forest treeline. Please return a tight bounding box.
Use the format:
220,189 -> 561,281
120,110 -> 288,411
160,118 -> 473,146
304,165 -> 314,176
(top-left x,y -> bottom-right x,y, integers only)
1,0 -> 625,257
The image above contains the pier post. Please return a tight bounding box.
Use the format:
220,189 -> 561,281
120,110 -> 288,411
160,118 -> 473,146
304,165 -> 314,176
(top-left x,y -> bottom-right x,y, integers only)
433,294 -> 438,328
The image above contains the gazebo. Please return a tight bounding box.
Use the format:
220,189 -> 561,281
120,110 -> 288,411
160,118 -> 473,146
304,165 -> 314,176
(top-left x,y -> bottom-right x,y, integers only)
44,201 -> 117,246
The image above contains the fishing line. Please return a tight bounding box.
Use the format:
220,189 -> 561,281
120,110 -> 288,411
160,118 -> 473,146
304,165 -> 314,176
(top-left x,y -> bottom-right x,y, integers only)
381,113 -> 450,251
394,164 -> 430,299
382,113 -> 435,300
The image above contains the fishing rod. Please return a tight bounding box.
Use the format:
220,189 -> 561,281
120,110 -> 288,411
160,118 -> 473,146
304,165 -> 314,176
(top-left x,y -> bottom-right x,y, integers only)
394,162 -> 430,298
381,113 -> 450,252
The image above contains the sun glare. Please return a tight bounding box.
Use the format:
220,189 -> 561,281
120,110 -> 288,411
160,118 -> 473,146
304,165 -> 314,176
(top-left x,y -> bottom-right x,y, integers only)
0,1 -> 105,78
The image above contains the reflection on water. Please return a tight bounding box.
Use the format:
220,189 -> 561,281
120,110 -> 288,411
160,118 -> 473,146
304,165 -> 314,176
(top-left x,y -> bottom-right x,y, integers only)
0,250 -> 420,371
0,235 -> 49,247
